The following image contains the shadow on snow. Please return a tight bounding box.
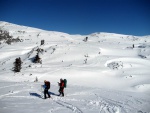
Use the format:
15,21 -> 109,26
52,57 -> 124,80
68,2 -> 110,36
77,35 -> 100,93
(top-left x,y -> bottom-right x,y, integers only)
29,91 -> 59,98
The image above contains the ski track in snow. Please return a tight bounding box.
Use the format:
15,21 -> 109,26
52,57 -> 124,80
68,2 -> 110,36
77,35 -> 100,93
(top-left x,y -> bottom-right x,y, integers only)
93,94 -> 123,113
53,98 -> 83,113
0,82 -> 150,113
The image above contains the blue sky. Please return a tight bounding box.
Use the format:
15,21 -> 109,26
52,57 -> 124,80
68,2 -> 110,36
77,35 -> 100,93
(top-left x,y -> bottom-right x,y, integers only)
0,0 -> 150,36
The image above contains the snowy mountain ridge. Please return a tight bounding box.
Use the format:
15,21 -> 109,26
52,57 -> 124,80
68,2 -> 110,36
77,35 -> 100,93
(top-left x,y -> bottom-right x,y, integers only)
0,21 -> 150,113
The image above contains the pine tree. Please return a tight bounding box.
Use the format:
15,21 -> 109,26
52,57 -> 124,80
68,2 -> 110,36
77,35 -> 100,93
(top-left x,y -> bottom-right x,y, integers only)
34,76 -> 38,82
33,53 -> 42,64
13,57 -> 22,72
41,40 -> 45,45
83,37 -> 88,42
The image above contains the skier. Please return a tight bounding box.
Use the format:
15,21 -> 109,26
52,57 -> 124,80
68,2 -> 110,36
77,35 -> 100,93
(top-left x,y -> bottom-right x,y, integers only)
43,80 -> 50,99
58,79 -> 65,97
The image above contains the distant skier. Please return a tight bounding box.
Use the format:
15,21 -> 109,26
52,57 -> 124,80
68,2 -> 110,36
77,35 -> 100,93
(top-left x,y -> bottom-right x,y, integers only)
43,80 -> 50,99
58,79 -> 65,97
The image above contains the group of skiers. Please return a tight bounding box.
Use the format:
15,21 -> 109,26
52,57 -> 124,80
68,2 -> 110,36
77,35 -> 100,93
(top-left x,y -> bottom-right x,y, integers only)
42,78 -> 67,99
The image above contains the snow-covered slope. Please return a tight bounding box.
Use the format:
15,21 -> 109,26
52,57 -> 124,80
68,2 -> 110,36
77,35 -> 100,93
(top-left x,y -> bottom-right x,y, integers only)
0,21 -> 150,113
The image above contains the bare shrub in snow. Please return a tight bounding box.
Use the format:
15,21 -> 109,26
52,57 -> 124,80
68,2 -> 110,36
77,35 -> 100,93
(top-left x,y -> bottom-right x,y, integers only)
0,29 -> 21,44
107,61 -> 123,70
0,29 -> 12,41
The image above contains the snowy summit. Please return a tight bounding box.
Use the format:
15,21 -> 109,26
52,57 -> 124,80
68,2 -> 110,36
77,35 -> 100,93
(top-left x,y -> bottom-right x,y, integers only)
0,21 -> 150,113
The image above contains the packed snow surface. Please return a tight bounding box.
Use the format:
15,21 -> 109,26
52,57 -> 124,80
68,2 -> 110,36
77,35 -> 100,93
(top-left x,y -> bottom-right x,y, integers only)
0,21 -> 150,113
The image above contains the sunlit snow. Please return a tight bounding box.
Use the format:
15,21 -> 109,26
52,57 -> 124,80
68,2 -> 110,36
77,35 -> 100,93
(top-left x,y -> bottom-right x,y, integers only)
0,21 -> 150,113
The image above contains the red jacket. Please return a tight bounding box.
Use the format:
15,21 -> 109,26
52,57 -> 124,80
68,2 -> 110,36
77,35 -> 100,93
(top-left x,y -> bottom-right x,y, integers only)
59,81 -> 64,88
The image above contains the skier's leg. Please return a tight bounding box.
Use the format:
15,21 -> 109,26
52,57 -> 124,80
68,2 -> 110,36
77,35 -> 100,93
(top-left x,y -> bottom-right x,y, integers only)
59,87 -> 64,96
44,89 -> 47,99
62,88 -> 64,97
62,92 -> 64,97
47,90 -> 50,98
58,88 -> 61,96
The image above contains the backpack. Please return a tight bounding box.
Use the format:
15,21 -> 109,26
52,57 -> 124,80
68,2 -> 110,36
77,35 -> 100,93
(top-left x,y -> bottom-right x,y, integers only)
45,81 -> 50,89
64,79 -> 67,88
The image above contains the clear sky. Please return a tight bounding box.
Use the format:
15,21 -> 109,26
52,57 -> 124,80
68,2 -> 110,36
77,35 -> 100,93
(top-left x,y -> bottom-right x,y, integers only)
0,0 -> 150,36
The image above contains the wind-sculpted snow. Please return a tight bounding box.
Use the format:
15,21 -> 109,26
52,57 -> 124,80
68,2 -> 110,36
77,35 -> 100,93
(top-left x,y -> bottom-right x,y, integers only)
0,21 -> 150,113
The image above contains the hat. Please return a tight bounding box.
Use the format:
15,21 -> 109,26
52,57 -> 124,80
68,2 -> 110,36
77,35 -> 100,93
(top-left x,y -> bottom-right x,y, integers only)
60,78 -> 63,81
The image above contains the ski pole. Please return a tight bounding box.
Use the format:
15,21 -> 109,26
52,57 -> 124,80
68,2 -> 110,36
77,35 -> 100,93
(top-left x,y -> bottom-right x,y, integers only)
41,85 -> 43,98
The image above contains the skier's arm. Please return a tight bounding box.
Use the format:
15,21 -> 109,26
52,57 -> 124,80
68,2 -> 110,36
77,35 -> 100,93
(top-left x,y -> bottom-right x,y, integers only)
41,85 -> 46,89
